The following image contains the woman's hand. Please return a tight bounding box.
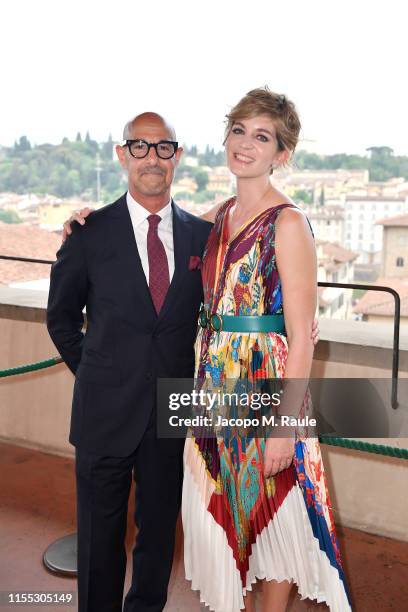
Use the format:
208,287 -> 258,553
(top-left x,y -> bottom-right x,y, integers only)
263,434 -> 295,478
62,207 -> 94,242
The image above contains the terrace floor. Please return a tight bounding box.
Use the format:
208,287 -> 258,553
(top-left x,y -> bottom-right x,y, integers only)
1,442 -> 408,611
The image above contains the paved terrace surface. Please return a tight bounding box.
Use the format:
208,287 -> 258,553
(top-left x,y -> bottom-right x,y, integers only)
1,442 -> 408,611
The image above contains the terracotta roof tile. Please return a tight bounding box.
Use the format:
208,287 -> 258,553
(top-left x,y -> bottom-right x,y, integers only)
352,277 -> 408,317
0,221 -> 60,285
375,213 -> 408,227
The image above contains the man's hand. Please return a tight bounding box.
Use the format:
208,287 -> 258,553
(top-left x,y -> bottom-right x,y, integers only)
62,207 -> 94,242
311,317 -> 319,345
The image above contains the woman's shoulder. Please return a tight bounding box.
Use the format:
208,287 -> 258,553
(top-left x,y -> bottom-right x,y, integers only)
274,201 -> 314,238
200,195 -> 235,223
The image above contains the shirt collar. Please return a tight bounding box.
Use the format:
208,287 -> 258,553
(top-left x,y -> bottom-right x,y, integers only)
126,191 -> 172,228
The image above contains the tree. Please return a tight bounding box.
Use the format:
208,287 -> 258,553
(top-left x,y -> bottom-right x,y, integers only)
192,190 -> 218,204
367,146 -> 395,181
102,133 -> 114,160
319,186 -> 325,206
84,131 -> 99,154
14,136 -> 31,152
0,209 -> 22,223
293,189 -> 312,204
76,132 -> 82,142
366,146 -> 394,159
193,168 -> 209,192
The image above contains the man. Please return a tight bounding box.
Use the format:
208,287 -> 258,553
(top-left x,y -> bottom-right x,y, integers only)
47,112 -> 319,612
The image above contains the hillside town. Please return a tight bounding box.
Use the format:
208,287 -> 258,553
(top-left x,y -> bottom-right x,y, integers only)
1,156 -> 407,329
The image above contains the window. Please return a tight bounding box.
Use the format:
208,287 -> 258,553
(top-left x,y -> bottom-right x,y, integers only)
396,257 -> 404,267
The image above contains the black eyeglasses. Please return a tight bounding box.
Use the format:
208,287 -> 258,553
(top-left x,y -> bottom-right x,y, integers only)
124,139 -> 178,159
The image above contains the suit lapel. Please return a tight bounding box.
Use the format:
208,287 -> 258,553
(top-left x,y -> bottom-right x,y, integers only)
157,200 -> 192,322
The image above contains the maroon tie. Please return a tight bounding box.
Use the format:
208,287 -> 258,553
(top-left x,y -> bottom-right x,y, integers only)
147,214 -> 170,313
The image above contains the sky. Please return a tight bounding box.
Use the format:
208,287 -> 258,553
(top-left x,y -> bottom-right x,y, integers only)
1,0 -> 407,156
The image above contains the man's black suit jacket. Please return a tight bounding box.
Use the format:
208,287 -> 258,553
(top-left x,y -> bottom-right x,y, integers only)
46,194 -> 212,457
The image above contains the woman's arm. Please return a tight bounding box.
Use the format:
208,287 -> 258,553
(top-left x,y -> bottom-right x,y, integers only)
275,206 -> 317,379
263,207 -> 317,477
199,201 -> 224,222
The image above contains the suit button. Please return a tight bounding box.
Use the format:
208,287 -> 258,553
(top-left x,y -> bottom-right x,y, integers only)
145,372 -> 152,381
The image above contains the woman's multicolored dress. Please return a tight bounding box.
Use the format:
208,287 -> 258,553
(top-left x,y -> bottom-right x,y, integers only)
182,197 -> 352,611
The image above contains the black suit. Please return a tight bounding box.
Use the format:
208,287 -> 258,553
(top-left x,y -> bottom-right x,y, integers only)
47,194 -> 212,612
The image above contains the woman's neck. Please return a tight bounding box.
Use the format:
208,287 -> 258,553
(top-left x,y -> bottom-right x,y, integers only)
235,176 -> 273,212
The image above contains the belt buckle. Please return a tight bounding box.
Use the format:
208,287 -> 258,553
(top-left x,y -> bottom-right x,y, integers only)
198,306 -> 209,328
210,313 -> 222,332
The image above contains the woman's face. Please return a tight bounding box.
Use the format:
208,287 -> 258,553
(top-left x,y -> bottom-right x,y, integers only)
225,114 -> 287,179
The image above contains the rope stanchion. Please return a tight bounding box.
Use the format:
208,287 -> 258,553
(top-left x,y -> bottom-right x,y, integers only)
319,435 -> 408,460
0,357 -> 63,378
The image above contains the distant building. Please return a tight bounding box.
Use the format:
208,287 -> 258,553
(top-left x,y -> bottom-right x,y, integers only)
343,196 -> 407,264
375,213 -> 408,278
38,199 -> 99,231
207,166 -> 233,194
305,204 -> 344,244
274,168 -> 369,203
172,177 -> 198,196
355,177 -> 408,199
316,239 -> 358,319
353,276 -> 408,330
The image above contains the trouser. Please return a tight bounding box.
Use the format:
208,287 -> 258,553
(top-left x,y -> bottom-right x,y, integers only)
74,414 -> 184,612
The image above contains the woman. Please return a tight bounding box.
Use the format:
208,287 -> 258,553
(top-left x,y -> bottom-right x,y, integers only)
62,89 -> 351,611
182,88 -> 351,612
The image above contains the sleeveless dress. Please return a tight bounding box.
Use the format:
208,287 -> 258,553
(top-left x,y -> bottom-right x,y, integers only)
182,197 -> 352,611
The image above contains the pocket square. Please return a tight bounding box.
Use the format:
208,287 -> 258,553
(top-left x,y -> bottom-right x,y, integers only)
188,255 -> 202,271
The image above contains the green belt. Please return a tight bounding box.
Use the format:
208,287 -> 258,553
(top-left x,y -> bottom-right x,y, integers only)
198,310 -> 286,334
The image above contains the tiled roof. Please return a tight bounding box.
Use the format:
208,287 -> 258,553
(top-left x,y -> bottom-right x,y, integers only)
346,196 -> 405,202
0,221 -> 60,285
315,239 -> 359,263
352,277 -> 408,317
375,213 -> 408,227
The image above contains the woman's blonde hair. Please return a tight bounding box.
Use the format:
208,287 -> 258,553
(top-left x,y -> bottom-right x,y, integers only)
224,86 -> 301,172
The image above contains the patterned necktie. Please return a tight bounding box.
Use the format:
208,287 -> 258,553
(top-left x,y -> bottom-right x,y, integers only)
147,214 -> 170,313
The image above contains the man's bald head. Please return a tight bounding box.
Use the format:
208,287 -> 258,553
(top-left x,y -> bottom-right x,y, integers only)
122,112 -> 177,141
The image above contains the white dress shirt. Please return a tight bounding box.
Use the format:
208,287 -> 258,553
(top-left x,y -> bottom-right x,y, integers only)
126,191 -> 175,282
